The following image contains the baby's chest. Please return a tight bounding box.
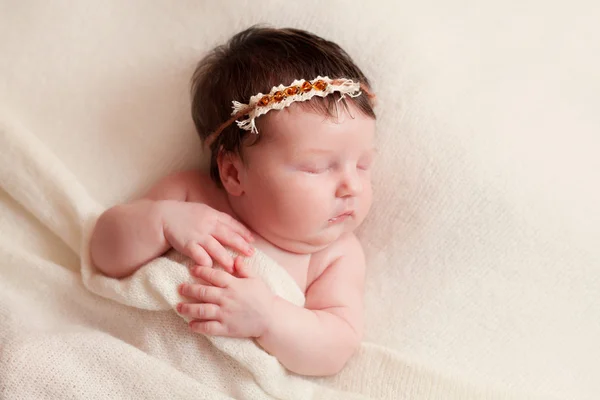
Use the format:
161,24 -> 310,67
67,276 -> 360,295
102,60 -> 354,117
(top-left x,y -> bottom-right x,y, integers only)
281,262 -> 309,293
253,240 -> 311,292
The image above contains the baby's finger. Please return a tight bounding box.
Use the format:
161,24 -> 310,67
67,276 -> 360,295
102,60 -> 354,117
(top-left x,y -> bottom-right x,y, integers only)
202,236 -> 234,271
217,212 -> 254,242
233,256 -> 253,279
188,269 -> 210,285
179,283 -> 222,304
184,243 -> 212,268
189,320 -> 232,337
213,225 -> 254,257
191,266 -> 232,288
177,303 -> 221,320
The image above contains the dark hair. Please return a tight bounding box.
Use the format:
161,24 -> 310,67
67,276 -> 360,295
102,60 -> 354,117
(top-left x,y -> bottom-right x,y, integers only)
191,25 -> 376,185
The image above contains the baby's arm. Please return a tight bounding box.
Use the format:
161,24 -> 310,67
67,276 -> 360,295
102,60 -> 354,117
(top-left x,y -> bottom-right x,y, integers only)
90,170 -> 253,278
256,233 -> 365,376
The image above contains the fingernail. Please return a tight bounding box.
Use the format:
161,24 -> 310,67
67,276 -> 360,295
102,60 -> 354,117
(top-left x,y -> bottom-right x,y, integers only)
176,303 -> 182,313
247,247 -> 254,255
179,284 -> 186,294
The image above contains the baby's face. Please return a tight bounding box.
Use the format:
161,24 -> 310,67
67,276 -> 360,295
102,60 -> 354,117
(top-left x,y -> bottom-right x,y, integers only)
231,102 -> 376,254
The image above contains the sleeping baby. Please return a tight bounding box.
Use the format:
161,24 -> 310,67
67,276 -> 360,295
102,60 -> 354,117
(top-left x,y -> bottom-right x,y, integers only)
89,26 -> 377,377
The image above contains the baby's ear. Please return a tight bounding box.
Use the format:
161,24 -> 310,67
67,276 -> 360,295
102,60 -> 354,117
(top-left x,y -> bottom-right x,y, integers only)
217,148 -> 244,196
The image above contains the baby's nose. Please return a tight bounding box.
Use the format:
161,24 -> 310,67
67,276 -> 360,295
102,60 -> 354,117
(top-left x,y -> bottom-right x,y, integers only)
337,169 -> 362,197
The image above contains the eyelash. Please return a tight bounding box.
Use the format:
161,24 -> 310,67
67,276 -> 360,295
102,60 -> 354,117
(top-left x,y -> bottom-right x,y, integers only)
303,166 -> 330,174
357,159 -> 373,170
302,163 -> 371,174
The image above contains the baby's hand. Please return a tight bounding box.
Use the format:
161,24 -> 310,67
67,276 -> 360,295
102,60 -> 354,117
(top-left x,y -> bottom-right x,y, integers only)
160,201 -> 254,272
177,257 -> 274,338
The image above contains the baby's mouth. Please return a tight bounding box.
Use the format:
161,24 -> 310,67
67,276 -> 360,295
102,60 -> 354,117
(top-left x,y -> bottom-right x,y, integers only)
328,211 -> 354,224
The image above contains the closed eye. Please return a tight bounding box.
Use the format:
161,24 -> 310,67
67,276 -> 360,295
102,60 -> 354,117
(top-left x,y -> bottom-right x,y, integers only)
357,159 -> 373,171
304,168 -> 329,174
300,165 -> 330,174
297,158 -> 336,174
358,150 -> 377,170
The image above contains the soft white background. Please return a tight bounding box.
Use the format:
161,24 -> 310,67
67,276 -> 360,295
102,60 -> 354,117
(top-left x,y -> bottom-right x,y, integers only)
1,1 -> 599,398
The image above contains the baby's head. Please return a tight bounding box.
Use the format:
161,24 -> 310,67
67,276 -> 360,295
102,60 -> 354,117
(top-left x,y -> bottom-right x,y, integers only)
191,26 -> 376,253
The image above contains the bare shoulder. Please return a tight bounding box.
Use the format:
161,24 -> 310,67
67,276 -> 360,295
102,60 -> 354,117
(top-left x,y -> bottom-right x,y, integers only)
304,233 -> 365,335
143,169 -> 229,212
305,233 -> 366,304
307,233 -> 365,288
330,232 -> 365,262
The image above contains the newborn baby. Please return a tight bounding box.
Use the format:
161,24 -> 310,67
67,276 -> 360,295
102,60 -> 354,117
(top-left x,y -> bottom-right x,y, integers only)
90,26 -> 377,377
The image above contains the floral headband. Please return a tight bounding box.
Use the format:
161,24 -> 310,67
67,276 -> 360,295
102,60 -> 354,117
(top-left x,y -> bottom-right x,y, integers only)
205,76 -> 375,147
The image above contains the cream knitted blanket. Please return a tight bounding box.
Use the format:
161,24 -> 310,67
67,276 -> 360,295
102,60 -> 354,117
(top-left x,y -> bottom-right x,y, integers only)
0,120 -> 524,399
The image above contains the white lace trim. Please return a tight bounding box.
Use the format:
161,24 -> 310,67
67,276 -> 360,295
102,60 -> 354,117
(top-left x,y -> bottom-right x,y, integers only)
231,76 -> 362,133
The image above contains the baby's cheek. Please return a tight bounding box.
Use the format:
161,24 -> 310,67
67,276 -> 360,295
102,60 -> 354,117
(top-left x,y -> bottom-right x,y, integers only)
283,191 -> 326,223
276,175 -> 333,208
358,188 -> 374,220
364,183 -> 373,205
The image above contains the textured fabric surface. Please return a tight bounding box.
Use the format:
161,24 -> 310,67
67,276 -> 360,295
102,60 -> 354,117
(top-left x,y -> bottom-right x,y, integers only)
1,1 -> 599,399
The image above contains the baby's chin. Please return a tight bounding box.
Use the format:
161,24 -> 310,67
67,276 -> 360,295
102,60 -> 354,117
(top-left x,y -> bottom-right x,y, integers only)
266,224 -> 354,254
